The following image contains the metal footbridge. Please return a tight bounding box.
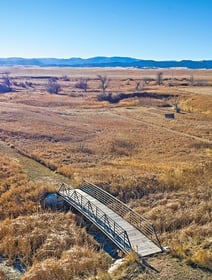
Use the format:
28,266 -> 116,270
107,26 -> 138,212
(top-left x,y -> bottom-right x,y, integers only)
57,180 -> 162,257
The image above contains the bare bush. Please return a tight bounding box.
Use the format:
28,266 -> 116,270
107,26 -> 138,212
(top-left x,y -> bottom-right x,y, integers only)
75,78 -> 89,92
0,84 -> 12,93
46,78 -> 61,94
0,73 -> 12,93
97,92 -> 121,103
143,76 -> 153,85
61,75 -> 70,81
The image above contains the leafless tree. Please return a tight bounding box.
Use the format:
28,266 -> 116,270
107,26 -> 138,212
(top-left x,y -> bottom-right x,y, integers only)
156,72 -> 163,86
2,72 -> 11,87
97,75 -> 110,94
135,81 -> 142,91
190,75 -> 194,86
173,98 -> 181,113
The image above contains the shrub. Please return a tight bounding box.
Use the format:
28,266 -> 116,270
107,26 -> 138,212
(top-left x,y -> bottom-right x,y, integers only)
21,244 -> 110,280
190,250 -> 212,271
75,78 -> 89,92
61,75 -> 70,81
46,78 -> 61,94
97,93 -> 121,103
0,83 -> 12,93
0,73 -> 12,93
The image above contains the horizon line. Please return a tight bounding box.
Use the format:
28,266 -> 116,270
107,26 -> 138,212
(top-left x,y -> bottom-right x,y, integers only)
0,56 -> 212,62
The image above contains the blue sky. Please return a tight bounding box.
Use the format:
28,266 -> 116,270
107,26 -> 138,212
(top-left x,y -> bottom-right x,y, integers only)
0,0 -> 211,60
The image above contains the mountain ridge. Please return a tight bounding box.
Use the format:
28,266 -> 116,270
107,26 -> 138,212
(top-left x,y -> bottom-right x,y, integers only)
0,56 -> 212,69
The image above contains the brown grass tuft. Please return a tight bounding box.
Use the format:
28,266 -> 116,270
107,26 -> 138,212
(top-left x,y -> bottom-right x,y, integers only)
21,245 -> 111,280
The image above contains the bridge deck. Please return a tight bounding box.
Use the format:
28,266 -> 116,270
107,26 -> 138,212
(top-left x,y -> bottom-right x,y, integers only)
59,188 -> 161,257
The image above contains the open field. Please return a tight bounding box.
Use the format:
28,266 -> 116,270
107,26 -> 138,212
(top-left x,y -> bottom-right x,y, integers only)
0,67 -> 211,279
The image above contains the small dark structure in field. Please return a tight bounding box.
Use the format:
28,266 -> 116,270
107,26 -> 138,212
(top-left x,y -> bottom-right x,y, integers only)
165,113 -> 175,119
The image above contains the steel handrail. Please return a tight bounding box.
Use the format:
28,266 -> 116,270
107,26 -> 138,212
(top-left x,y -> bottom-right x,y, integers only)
58,183 -> 132,253
80,180 -> 162,249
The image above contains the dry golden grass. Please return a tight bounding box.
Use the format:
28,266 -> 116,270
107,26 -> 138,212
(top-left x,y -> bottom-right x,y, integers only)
0,214 -> 111,280
180,93 -> 212,114
0,67 -> 211,278
0,152 -> 111,279
0,154 -> 56,219
22,245 -> 110,280
0,212 -> 108,264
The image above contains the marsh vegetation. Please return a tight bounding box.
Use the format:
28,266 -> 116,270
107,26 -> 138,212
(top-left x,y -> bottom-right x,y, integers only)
0,67 -> 211,279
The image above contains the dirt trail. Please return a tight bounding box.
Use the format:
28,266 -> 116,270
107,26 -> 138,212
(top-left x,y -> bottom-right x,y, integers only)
0,141 -> 71,279
0,140 -> 71,186
111,107 -> 212,144
146,254 -> 212,280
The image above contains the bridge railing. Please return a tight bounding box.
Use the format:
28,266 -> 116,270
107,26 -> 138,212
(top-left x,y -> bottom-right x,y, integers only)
58,183 -> 132,254
80,180 -> 162,249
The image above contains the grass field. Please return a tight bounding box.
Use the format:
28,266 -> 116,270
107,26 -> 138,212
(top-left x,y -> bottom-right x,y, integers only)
0,67 -> 211,279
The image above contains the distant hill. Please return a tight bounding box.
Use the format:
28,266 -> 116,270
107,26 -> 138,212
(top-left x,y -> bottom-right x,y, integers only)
0,56 -> 212,69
